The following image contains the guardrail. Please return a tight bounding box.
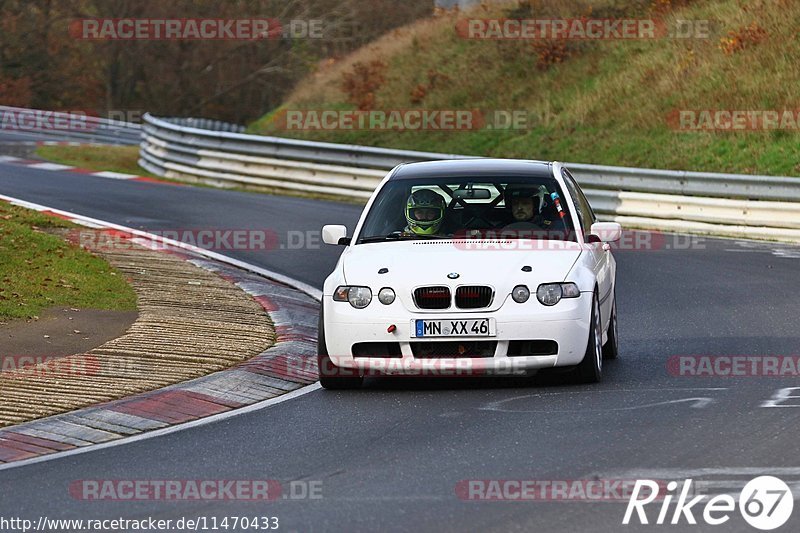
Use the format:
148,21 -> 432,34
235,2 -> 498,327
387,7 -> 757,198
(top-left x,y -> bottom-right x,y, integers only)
0,106 -> 141,145
160,117 -> 246,134
140,113 -> 800,242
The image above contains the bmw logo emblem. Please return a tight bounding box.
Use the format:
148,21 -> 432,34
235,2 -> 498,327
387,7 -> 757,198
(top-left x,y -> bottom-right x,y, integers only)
447,272 -> 460,279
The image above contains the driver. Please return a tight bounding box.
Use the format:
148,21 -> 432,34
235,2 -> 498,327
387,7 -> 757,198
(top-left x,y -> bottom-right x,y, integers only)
502,184 -> 550,233
403,188 -> 447,236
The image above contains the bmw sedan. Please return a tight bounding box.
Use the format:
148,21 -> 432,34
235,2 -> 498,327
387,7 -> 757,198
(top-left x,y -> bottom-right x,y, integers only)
318,159 -> 621,388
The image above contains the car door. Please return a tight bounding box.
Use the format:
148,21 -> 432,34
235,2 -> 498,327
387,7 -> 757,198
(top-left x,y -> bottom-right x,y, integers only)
562,169 -> 614,328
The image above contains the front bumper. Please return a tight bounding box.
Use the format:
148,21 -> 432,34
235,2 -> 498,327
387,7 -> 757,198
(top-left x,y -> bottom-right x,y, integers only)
322,293 -> 593,376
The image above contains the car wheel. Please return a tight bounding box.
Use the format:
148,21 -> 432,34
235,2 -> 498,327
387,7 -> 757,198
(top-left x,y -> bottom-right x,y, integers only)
317,308 -> 363,390
602,293 -> 619,360
574,291 -> 602,384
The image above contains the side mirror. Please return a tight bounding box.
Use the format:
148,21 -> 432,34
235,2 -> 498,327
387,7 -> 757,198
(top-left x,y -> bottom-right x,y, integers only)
589,222 -> 622,243
322,225 -> 350,245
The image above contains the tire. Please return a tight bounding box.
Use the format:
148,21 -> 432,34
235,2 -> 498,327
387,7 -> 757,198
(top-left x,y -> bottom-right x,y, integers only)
574,291 -> 603,384
317,308 -> 363,390
602,293 -> 619,360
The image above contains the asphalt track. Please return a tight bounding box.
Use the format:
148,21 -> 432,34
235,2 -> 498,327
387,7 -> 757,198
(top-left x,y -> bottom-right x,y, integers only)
1,158 -> 800,532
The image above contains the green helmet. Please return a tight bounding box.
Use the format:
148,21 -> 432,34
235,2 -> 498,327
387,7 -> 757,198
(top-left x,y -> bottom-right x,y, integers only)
405,189 -> 446,235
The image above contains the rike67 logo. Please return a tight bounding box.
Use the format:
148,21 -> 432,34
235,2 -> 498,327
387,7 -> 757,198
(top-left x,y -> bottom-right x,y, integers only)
623,476 -> 793,530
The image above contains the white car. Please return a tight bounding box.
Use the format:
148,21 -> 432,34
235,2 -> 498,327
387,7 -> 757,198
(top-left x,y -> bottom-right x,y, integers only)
318,159 -> 621,388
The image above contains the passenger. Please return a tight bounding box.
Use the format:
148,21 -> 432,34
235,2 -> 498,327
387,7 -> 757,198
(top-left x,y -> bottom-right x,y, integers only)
502,184 -> 550,237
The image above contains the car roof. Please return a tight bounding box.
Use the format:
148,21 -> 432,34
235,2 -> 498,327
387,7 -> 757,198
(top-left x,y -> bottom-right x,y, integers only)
389,159 -> 555,181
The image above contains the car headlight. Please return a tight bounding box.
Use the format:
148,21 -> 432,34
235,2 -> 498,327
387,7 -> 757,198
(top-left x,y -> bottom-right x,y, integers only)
333,286 -> 372,308
378,287 -> 395,305
511,285 -> 530,303
536,282 -> 580,306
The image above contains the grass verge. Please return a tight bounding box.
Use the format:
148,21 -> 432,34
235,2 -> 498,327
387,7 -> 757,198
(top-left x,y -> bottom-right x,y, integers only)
34,144 -> 157,177
0,202 -> 138,320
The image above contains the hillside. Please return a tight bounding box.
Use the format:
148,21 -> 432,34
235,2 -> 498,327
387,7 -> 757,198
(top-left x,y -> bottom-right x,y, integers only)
249,0 -> 800,176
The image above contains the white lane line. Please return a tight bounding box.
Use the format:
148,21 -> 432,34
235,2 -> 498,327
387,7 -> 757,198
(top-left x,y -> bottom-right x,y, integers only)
774,250 -> 800,258
482,397 -> 717,413
91,170 -> 138,179
726,240 -> 800,259
479,388 -> 728,413
26,162 -> 75,171
0,157 -> 144,181
726,248 -> 800,259
0,383 -> 322,472
724,249 -> 766,253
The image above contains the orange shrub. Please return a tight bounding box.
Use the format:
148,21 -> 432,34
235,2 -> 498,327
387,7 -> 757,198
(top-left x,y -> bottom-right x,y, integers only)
341,60 -> 388,110
719,22 -> 768,55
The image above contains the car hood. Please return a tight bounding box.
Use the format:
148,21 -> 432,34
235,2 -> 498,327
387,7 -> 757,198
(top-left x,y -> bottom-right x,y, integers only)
342,240 -> 583,310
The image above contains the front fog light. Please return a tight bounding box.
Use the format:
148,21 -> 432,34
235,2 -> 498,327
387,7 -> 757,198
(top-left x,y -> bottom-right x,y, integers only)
512,285 -> 530,303
347,286 -> 372,308
537,284 -> 563,306
378,287 -> 395,305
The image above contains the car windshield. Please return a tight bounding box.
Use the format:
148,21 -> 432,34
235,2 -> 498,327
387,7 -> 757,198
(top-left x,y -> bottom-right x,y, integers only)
356,175 -> 576,243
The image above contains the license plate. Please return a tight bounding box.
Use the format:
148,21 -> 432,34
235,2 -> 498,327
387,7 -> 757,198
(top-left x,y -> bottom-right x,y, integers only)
411,318 -> 495,338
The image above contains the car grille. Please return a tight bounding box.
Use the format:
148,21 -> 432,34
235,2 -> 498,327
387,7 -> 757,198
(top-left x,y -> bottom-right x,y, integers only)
414,286 -> 451,309
455,286 -> 494,309
411,341 -> 496,358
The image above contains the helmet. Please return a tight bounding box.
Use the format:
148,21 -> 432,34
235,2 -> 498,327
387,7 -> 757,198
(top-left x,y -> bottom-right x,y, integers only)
504,184 -> 548,214
405,189 -> 446,235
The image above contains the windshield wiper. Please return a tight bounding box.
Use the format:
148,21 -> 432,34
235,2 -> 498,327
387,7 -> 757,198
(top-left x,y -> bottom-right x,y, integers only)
358,232 -> 403,243
358,232 -> 451,243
